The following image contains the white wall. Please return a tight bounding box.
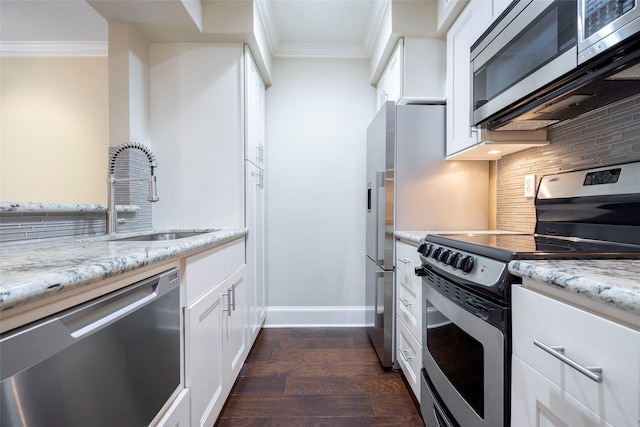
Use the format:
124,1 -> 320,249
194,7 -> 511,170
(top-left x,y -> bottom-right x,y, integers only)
265,58 -> 375,325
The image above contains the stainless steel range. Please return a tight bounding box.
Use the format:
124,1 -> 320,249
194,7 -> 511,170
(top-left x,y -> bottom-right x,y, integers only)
415,161 -> 640,427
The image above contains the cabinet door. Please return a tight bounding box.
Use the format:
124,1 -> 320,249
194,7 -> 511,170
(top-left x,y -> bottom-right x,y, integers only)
511,356 -> 611,427
185,287 -> 224,427
512,285 -> 640,427
245,47 -> 265,169
445,1 -> 491,156
221,267 -> 247,387
155,389 -> 190,427
376,40 -> 403,110
245,162 -> 265,345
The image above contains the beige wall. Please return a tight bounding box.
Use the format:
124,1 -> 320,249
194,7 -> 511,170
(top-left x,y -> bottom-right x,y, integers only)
1,57 -> 108,204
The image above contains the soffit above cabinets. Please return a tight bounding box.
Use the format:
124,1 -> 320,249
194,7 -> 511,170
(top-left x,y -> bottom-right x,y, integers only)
1,0 -> 389,59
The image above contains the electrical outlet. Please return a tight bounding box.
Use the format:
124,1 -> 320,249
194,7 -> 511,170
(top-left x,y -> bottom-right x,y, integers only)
524,174 -> 536,197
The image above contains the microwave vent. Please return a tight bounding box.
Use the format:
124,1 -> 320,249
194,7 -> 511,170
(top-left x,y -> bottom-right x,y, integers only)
535,94 -> 595,114
606,63 -> 640,80
496,120 -> 559,131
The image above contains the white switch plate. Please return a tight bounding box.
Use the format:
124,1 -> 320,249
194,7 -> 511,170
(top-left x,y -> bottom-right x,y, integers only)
524,174 -> 536,197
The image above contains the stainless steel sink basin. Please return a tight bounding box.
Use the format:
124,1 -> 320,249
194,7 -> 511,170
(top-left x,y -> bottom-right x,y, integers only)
112,231 -> 214,242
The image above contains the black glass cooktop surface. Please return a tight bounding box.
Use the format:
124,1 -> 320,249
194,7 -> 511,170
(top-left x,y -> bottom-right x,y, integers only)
429,233 -> 640,260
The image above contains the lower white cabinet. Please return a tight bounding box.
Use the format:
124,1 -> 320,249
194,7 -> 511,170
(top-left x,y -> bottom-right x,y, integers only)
511,285 -> 640,427
511,356 -> 610,427
183,238 -> 250,427
395,240 -> 423,400
155,389 -> 191,427
185,277 -> 225,427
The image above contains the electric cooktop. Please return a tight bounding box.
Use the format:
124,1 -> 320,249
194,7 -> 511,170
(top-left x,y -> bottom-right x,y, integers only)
429,233 -> 640,260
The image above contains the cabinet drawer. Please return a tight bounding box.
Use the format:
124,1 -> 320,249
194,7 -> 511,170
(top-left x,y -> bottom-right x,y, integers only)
511,355 -> 610,427
224,237 -> 245,276
185,245 -> 225,306
512,286 -> 640,427
396,316 -> 421,400
397,274 -> 422,342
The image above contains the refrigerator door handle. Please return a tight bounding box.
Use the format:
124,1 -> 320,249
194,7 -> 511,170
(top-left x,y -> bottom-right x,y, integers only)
376,171 -> 386,264
367,182 -> 372,212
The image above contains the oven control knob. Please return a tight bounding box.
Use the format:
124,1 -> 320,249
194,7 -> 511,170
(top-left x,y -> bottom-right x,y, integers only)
432,247 -> 443,260
447,251 -> 461,267
414,266 -> 428,277
457,255 -> 475,273
438,249 -> 451,263
417,242 -> 432,257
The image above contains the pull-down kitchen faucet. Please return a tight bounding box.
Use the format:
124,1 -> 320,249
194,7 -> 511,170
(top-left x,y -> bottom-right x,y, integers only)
107,142 -> 159,234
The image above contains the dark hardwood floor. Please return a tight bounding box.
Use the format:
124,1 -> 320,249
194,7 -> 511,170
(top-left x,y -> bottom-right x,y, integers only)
214,327 -> 426,427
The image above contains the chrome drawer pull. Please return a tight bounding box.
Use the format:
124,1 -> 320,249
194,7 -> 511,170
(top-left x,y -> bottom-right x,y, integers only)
534,339 -> 603,383
400,349 -> 414,362
399,298 -> 412,308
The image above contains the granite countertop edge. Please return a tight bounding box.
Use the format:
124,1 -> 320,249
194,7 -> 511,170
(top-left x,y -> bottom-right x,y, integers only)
508,259 -> 640,317
0,227 -> 248,312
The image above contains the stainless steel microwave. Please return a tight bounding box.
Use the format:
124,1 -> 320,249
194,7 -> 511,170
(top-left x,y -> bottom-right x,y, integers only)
471,0 -> 640,131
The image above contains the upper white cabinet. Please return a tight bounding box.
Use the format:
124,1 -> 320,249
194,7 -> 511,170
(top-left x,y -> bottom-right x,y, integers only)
150,43 -> 245,229
445,0 -> 549,159
376,38 -> 446,111
511,285 -> 640,427
245,47 -> 266,170
445,1 -> 492,157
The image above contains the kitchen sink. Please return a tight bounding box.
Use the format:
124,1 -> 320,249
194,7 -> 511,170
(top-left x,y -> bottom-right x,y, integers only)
111,231 -> 215,242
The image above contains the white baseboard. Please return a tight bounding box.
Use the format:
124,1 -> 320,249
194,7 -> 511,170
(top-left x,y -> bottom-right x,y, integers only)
264,306 -> 372,328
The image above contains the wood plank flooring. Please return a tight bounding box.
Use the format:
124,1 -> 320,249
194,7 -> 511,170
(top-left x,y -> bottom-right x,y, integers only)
215,327 -> 426,426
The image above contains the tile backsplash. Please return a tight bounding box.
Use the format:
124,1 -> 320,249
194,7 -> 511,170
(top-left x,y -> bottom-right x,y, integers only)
496,95 -> 640,232
0,147 -> 153,243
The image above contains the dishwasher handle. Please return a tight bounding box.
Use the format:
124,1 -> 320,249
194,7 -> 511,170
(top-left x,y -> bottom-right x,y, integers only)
0,268 -> 180,381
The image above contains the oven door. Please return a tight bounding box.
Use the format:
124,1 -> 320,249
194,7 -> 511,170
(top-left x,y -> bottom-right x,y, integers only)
421,278 -> 505,427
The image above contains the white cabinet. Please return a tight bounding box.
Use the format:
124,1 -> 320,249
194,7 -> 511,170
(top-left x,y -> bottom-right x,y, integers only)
155,389 -> 191,427
245,46 -> 266,170
376,38 -> 446,111
220,267 -> 247,388
511,285 -> 640,427
445,0 -> 492,157
183,239 -> 247,427
395,240 -> 423,399
244,45 -> 266,347
150,43 -> 245,229
245,162 -> 265,344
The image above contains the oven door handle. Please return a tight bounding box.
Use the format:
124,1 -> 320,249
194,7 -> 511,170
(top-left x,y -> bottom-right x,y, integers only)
534,339 -> 603,383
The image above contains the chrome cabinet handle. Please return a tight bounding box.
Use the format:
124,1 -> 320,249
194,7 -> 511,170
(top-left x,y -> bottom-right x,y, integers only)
399,349 -> 414,362
222,291 -> 232,316
399,298 -> 412,308
534,339 -> 603,383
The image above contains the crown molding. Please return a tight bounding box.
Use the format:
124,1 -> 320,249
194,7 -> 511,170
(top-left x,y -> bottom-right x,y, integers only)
0,42 -> 108,58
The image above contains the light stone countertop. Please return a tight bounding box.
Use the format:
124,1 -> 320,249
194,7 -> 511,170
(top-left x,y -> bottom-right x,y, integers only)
0,227 -> 247,312
509,259 -> 640,318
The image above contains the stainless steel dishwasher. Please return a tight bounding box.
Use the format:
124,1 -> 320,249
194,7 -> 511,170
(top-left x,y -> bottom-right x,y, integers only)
1,268 -> 181,427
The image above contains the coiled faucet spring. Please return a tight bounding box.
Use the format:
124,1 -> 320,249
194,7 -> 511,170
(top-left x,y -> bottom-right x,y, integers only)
107,142 -> 159,234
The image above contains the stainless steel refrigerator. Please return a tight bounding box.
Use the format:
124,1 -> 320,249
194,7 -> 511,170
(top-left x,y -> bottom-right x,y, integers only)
366,102 -> 489,368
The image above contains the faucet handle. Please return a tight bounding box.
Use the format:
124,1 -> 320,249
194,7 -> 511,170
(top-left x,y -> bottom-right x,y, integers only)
148,175 -> 159,202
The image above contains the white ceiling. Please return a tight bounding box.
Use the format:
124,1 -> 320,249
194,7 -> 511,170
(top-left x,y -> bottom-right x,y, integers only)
0,0 -> 385,58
